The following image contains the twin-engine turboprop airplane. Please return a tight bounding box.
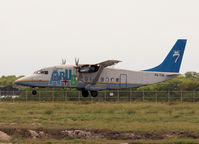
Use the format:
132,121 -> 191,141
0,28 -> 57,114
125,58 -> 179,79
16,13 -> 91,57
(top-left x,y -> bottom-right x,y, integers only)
15,39 -> 187,97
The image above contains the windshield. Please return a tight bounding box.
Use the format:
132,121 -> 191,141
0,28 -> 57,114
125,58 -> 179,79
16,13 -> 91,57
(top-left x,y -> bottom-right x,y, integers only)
34,69 -> 48,74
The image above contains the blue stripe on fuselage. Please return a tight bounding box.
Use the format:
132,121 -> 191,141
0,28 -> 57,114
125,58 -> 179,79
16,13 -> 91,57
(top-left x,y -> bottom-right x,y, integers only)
16,80 -> 147,88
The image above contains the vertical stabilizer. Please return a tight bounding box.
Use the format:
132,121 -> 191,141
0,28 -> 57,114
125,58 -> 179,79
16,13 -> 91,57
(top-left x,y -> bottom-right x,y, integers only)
144,39 -> 187,73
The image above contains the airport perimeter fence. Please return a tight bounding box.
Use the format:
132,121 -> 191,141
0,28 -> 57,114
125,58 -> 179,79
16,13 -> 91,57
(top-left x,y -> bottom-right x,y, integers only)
0,90 -> 199,103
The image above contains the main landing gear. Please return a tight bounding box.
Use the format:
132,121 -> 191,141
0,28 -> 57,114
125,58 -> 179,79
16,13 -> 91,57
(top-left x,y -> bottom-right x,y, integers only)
32,89 -> 37,95
81,89 -> 89,97
81,89 -> 98,97
90,91 -> 98,97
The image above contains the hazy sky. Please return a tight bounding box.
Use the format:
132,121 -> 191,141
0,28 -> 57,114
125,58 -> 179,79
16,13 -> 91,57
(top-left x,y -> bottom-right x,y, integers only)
0,0 -> 198,76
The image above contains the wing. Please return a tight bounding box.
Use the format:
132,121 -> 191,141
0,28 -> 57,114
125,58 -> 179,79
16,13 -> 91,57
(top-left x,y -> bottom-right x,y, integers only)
75,60 -> 121,84
97,60 -> 121,68
75,60 -> 121,73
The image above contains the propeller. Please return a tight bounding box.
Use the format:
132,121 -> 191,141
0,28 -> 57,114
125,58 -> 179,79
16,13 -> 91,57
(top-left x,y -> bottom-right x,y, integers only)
74,58 -> 82,81
61,58 -> 66,65
75,58 -> 79,66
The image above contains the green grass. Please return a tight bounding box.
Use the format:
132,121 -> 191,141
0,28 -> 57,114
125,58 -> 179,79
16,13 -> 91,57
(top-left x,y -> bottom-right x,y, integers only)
1,102 -> 199,143
0,102 -> 199,131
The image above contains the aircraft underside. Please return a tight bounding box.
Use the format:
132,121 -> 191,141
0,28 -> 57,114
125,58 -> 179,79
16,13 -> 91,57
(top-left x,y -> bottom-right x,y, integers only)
29,81 -> 147,97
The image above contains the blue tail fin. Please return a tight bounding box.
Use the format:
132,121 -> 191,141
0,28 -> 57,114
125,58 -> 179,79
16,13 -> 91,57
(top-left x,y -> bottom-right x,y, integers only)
144,39 -> 187,73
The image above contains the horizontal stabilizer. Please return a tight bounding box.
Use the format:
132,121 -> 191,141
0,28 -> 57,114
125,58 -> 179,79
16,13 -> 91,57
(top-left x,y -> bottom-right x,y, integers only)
166,73 -> 181,76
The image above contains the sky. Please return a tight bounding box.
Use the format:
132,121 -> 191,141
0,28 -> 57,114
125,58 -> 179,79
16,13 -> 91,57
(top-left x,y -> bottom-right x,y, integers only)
0,0 -> 198,76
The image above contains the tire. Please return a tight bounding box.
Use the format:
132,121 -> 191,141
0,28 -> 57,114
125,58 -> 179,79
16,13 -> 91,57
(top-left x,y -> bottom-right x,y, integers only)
32,90 -> 37,95
82,90 -> 89,97
90,91 -> 98,97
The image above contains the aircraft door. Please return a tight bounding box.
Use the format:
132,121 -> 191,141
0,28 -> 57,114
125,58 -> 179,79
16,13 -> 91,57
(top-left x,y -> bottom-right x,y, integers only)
120,74 -> 127,89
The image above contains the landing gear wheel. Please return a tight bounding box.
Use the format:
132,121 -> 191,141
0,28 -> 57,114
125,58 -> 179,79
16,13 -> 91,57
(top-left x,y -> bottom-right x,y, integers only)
90,91 -> 98,97
82,90 -> 89,97
32,90 -> 37,95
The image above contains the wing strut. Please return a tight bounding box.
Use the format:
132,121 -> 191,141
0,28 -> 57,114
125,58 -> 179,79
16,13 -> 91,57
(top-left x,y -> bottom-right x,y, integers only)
91,65 -> 104,84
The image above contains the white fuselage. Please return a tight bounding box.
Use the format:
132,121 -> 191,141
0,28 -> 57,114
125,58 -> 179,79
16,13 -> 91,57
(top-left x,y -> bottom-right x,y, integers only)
15,39 -> 186,97
15,65 -> 179,91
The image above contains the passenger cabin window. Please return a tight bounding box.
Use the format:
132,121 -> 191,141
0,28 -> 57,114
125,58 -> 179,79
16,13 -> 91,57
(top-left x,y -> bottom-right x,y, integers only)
116,78 -> 120,82
105,77 -> 109,82
111,78 -> 114,82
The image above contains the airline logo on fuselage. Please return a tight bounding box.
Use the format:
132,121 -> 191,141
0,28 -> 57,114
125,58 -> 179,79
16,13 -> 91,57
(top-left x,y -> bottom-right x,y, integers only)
48,69 -> 78,86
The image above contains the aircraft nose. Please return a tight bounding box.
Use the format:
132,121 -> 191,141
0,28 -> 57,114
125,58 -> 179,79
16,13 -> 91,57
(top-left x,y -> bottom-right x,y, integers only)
15,77 -> 26,85
15,76 -> 33,86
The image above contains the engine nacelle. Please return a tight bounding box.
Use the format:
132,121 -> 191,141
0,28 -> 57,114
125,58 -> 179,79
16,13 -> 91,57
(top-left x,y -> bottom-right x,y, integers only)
77,64 -> 100,73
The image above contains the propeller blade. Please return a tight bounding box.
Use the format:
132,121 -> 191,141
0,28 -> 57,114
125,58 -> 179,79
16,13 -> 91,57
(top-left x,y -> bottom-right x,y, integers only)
75,58 -> 79,66
62,58 -> 66,65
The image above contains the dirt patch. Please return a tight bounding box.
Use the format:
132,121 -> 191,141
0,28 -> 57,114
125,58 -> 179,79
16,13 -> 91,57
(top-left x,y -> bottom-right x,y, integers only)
0,128 -> 198,140
0,131 -> 11,141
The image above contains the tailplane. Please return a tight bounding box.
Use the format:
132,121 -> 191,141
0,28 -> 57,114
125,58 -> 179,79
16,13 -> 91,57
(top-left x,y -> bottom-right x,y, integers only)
144,39 -> 187,73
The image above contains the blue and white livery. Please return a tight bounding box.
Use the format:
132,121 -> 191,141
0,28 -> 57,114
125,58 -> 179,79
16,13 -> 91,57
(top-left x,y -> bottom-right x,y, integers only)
15,39 -> 187,97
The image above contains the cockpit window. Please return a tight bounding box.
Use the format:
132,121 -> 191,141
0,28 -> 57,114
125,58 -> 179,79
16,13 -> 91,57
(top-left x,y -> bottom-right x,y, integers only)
34,70 -> 48,74
41,71 -> 48,74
